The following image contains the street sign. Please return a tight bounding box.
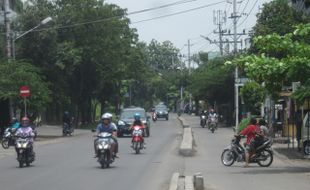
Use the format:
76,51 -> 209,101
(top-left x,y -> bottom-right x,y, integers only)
20,86 -> 31,98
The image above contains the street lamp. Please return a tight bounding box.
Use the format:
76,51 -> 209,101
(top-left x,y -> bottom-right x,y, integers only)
12,16 -> 52,59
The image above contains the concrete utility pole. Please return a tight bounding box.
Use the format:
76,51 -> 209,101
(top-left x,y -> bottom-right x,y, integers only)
4,0 -> 12,59
232,0 -> 240,128
4,0 -> 14,118
213,10 -> 227,55
186,39 -> 194,110
186,39 -> 194,75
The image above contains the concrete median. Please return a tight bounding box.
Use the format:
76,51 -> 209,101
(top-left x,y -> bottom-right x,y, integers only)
179,127 -> 194,156
168,172 -> 180,190
178,116 -> 190,128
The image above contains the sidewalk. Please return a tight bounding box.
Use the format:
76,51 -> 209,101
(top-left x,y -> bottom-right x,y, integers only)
179,114 -> 310,163
36,125 -> 90,138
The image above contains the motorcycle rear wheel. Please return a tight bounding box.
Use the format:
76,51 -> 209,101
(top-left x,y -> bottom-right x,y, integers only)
221,150 -> 235,166
19,161 -> 24,168
1,139 -> 9,149
257,150 -> 273,167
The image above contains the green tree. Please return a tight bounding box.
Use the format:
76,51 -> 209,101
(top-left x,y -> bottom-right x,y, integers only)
252,0 -> 309,37
0,59 -> 51,113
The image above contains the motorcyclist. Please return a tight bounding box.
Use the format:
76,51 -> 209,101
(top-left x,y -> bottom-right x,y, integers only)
200,110 -> 208,126
11,117 -> 20,130
105,112 -> 119,156
94,113 -> 118,158
208,109 -> 218,128
15,117 -> 35,153
239,118 -> 261,167
129,113 -> 146,147
62,111 -> 72,131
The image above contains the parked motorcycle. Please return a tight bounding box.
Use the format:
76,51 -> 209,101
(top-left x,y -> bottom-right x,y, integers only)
152,112 -> 157,122
95,132 -> 115,168
200,115 -> 207,128
131,126 -> 145,154
208,117 -> 217,133
15,136 -> 35,168
2,128 -> 17,149
63,122 -> 74,136
221,135 -> 273,167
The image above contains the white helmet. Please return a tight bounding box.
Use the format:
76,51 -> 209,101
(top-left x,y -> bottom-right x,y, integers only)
105,113 -> 113,119
101,113 -> 111,120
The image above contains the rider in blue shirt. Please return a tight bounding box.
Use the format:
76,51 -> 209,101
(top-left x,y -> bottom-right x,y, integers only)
11,117 -> 20,129
94,113 -> 118,158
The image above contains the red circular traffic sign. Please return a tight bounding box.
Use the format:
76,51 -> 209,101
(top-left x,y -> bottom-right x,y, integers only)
20,86 -> 31,98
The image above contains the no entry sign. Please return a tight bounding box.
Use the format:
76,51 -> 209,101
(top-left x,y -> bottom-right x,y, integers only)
20,86 -> 31,98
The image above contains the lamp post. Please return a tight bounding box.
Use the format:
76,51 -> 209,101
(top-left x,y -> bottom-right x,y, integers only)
12,16 -> 52,59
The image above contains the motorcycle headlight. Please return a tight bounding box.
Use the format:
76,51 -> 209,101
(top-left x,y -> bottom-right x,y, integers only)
103,144 -> 110,149
98,144 -> 103,149
118,120 -> 125,126
202,116 -> 206,119
16,143 -> 22,148
22,143 -> 28,148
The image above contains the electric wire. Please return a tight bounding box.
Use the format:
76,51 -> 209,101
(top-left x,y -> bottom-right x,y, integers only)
10,0 -> 226,34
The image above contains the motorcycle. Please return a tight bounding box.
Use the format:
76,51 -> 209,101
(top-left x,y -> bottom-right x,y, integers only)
15,136 -> 35,168
152,112 -> 157,122
208,117 -> 217,133
30,124 -> 38,140
131,126 -> 145,154
63,122 -> 74,136
200,115 -> 207,128
221,135 -> 273,167
95,132 -> 115,168
2,128 -> 17,149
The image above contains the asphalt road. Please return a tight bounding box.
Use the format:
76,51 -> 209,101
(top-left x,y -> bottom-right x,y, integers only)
0,115 -> 183,190
182,115 -> 310,190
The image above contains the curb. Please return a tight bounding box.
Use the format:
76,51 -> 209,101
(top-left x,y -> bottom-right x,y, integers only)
177,116 -> 194,157
179,128 -> 194,156
178,116 -> 190,128
168,172 -> 180,190
169,172 -> 204,190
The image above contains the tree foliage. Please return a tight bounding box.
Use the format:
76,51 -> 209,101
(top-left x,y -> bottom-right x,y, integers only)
190,56 -> 234,105
229,24 -> 310,100
0,59 -> 51,112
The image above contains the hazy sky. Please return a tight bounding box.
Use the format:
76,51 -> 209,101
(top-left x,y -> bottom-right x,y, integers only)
106,0 -> 271,55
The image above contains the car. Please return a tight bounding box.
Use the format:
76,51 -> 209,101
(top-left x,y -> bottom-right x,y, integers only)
117,107 -> 151,137
155,105 -> 169,120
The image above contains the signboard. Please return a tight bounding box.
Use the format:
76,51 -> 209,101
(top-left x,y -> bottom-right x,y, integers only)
19,86 -> 31,98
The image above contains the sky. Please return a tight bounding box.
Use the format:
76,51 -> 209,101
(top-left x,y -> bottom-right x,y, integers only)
105,0 -> 272,55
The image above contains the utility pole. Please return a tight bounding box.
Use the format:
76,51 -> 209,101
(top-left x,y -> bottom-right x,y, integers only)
4,0 -> 14,118
186,39 -> 194,75
213,10 -> 227,55
232,0 -> 240,128
4,0 -> 12,59
186,39 -> 194,111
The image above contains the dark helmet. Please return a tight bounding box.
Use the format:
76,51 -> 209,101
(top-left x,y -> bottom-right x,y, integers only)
259,119 -> 266,126
250,118 -> 257,125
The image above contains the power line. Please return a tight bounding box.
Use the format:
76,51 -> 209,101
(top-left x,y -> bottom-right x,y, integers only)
9,0 -> 226,34
132,1 -> 226,24
237,0 -> 259,27
129,0 -> 197,15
